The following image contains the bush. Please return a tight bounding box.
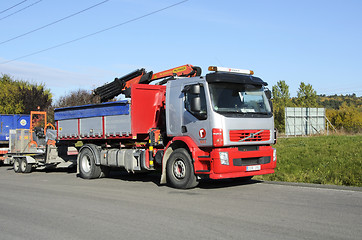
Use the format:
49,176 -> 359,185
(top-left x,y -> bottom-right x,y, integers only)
326,103 -> 362,133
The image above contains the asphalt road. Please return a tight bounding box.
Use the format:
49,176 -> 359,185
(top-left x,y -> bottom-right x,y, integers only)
0,166 -> 361,240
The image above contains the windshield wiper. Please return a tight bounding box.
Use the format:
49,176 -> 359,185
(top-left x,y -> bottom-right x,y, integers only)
253,112 -> 271,115
220,110 -> 247,114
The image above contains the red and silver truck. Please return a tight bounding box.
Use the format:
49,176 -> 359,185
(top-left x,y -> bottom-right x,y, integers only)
7,65 -> 277,188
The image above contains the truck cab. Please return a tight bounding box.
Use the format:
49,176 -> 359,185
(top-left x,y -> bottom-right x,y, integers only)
162,66 -> 276,187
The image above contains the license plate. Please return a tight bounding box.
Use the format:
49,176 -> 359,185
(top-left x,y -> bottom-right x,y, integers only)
246,165 -> 261,171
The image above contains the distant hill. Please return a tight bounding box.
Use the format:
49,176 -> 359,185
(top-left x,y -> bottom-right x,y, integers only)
317,94 -> 361,110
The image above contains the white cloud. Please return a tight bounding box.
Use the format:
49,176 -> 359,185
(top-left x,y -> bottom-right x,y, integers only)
0,59 -> 115,100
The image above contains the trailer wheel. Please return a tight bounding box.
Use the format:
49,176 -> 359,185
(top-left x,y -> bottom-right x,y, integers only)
166,148 -> 198,189
13,158 -> 21,173
79,147 -> 101,179
20,158 -> 32,173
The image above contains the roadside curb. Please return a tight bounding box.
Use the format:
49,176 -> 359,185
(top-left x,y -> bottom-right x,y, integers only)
261,180 -> 362,192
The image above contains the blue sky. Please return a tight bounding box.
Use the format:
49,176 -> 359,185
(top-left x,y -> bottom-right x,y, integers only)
0,0 -> 361,101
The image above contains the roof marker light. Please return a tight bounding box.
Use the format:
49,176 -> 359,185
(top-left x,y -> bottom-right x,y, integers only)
208,66 -> 254,75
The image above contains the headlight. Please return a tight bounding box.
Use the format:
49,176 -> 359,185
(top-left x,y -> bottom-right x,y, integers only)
219,152 -> 229,165
273,148 -> 277,162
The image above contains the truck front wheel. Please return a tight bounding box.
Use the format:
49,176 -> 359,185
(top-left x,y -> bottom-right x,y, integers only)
78,147 -> 101,179
166,148 -> 198,189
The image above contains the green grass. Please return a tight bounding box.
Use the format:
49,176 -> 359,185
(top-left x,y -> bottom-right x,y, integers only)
255,135 -> 362,187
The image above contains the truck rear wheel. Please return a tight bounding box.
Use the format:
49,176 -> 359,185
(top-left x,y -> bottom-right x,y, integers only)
13,158 -> 21,173
166,148 -> 198,189
20,158 -> 32,173
79,147 -> 101,179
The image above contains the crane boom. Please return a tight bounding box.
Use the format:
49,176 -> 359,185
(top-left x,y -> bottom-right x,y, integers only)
94,64 -> 201,102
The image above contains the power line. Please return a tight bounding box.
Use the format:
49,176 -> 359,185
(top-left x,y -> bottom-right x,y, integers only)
0,0 -> 189,64
0,0 -> 110,45
0,0 -> 43,21
0,0 -> 27,14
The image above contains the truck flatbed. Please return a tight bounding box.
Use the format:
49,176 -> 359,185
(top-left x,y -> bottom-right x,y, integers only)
55,84 -> 166,141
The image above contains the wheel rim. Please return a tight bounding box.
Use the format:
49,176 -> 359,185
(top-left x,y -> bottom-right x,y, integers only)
14,160 -> 19,171
21,160 -> 26,171
173,159 -> 186,179
81,155 -> 91,173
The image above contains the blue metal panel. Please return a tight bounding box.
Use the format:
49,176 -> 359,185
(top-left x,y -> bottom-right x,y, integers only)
54,100 -> 130,121
16,115 -> 31,129
0,114 -> 30,141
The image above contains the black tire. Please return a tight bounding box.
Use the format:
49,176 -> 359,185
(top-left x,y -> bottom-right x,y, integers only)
78,147 -> 101,179
166,148 -> 198,189
20,158 -> 32,173
13,158 -> 21,173
99,166 -> 111,178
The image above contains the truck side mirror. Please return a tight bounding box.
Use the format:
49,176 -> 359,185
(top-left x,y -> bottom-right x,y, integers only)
191,97 -> 201,112
265,89 -> 272,99
182,84 -> 200,95
190,84 -> 200,94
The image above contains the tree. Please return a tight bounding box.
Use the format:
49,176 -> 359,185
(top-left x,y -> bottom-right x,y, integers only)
0,74 -> 52,114
54,89 -> 100,108
0,75 -> 23,114
48,89 -> 100,123
294,82 -> 318,107
272,80 -> 291,107
272,80 -> 293,132
18,82 -> 52,114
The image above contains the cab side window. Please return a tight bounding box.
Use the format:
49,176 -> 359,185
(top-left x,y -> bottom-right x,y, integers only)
184,84 -> 207,120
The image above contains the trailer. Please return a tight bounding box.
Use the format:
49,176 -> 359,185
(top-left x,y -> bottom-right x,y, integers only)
8,65 -> 277,188
0,114 -> 30,164
5,111 -> 77,171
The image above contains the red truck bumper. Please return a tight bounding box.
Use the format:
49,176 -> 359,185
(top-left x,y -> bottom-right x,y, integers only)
195,145 -> 276,179
209,169 -> 274,179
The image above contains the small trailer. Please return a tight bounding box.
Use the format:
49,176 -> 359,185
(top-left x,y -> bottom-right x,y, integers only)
5,111 -> 77,171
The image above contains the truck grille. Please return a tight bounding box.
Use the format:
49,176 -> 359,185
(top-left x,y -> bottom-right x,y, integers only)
229,130 -> 270,142
233,156 -> 271,166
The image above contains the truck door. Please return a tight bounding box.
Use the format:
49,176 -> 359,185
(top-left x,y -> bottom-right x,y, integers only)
182,83 -> 212,147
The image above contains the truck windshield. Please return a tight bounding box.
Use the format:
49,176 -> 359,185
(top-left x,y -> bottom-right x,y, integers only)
208,83 -> 272,116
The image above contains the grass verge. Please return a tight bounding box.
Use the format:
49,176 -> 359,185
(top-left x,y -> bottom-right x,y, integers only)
254,135 -> 362,187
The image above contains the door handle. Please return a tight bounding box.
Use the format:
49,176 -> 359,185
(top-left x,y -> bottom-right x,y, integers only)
181,126 -> 187,133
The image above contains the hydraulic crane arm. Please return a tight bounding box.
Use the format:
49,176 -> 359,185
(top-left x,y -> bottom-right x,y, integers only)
151,64 -> 201,81
94,64 -> 201,102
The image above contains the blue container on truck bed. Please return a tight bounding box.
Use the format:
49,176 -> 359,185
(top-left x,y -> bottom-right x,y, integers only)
0,114 -> 30,144
54,101 -> 131,140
